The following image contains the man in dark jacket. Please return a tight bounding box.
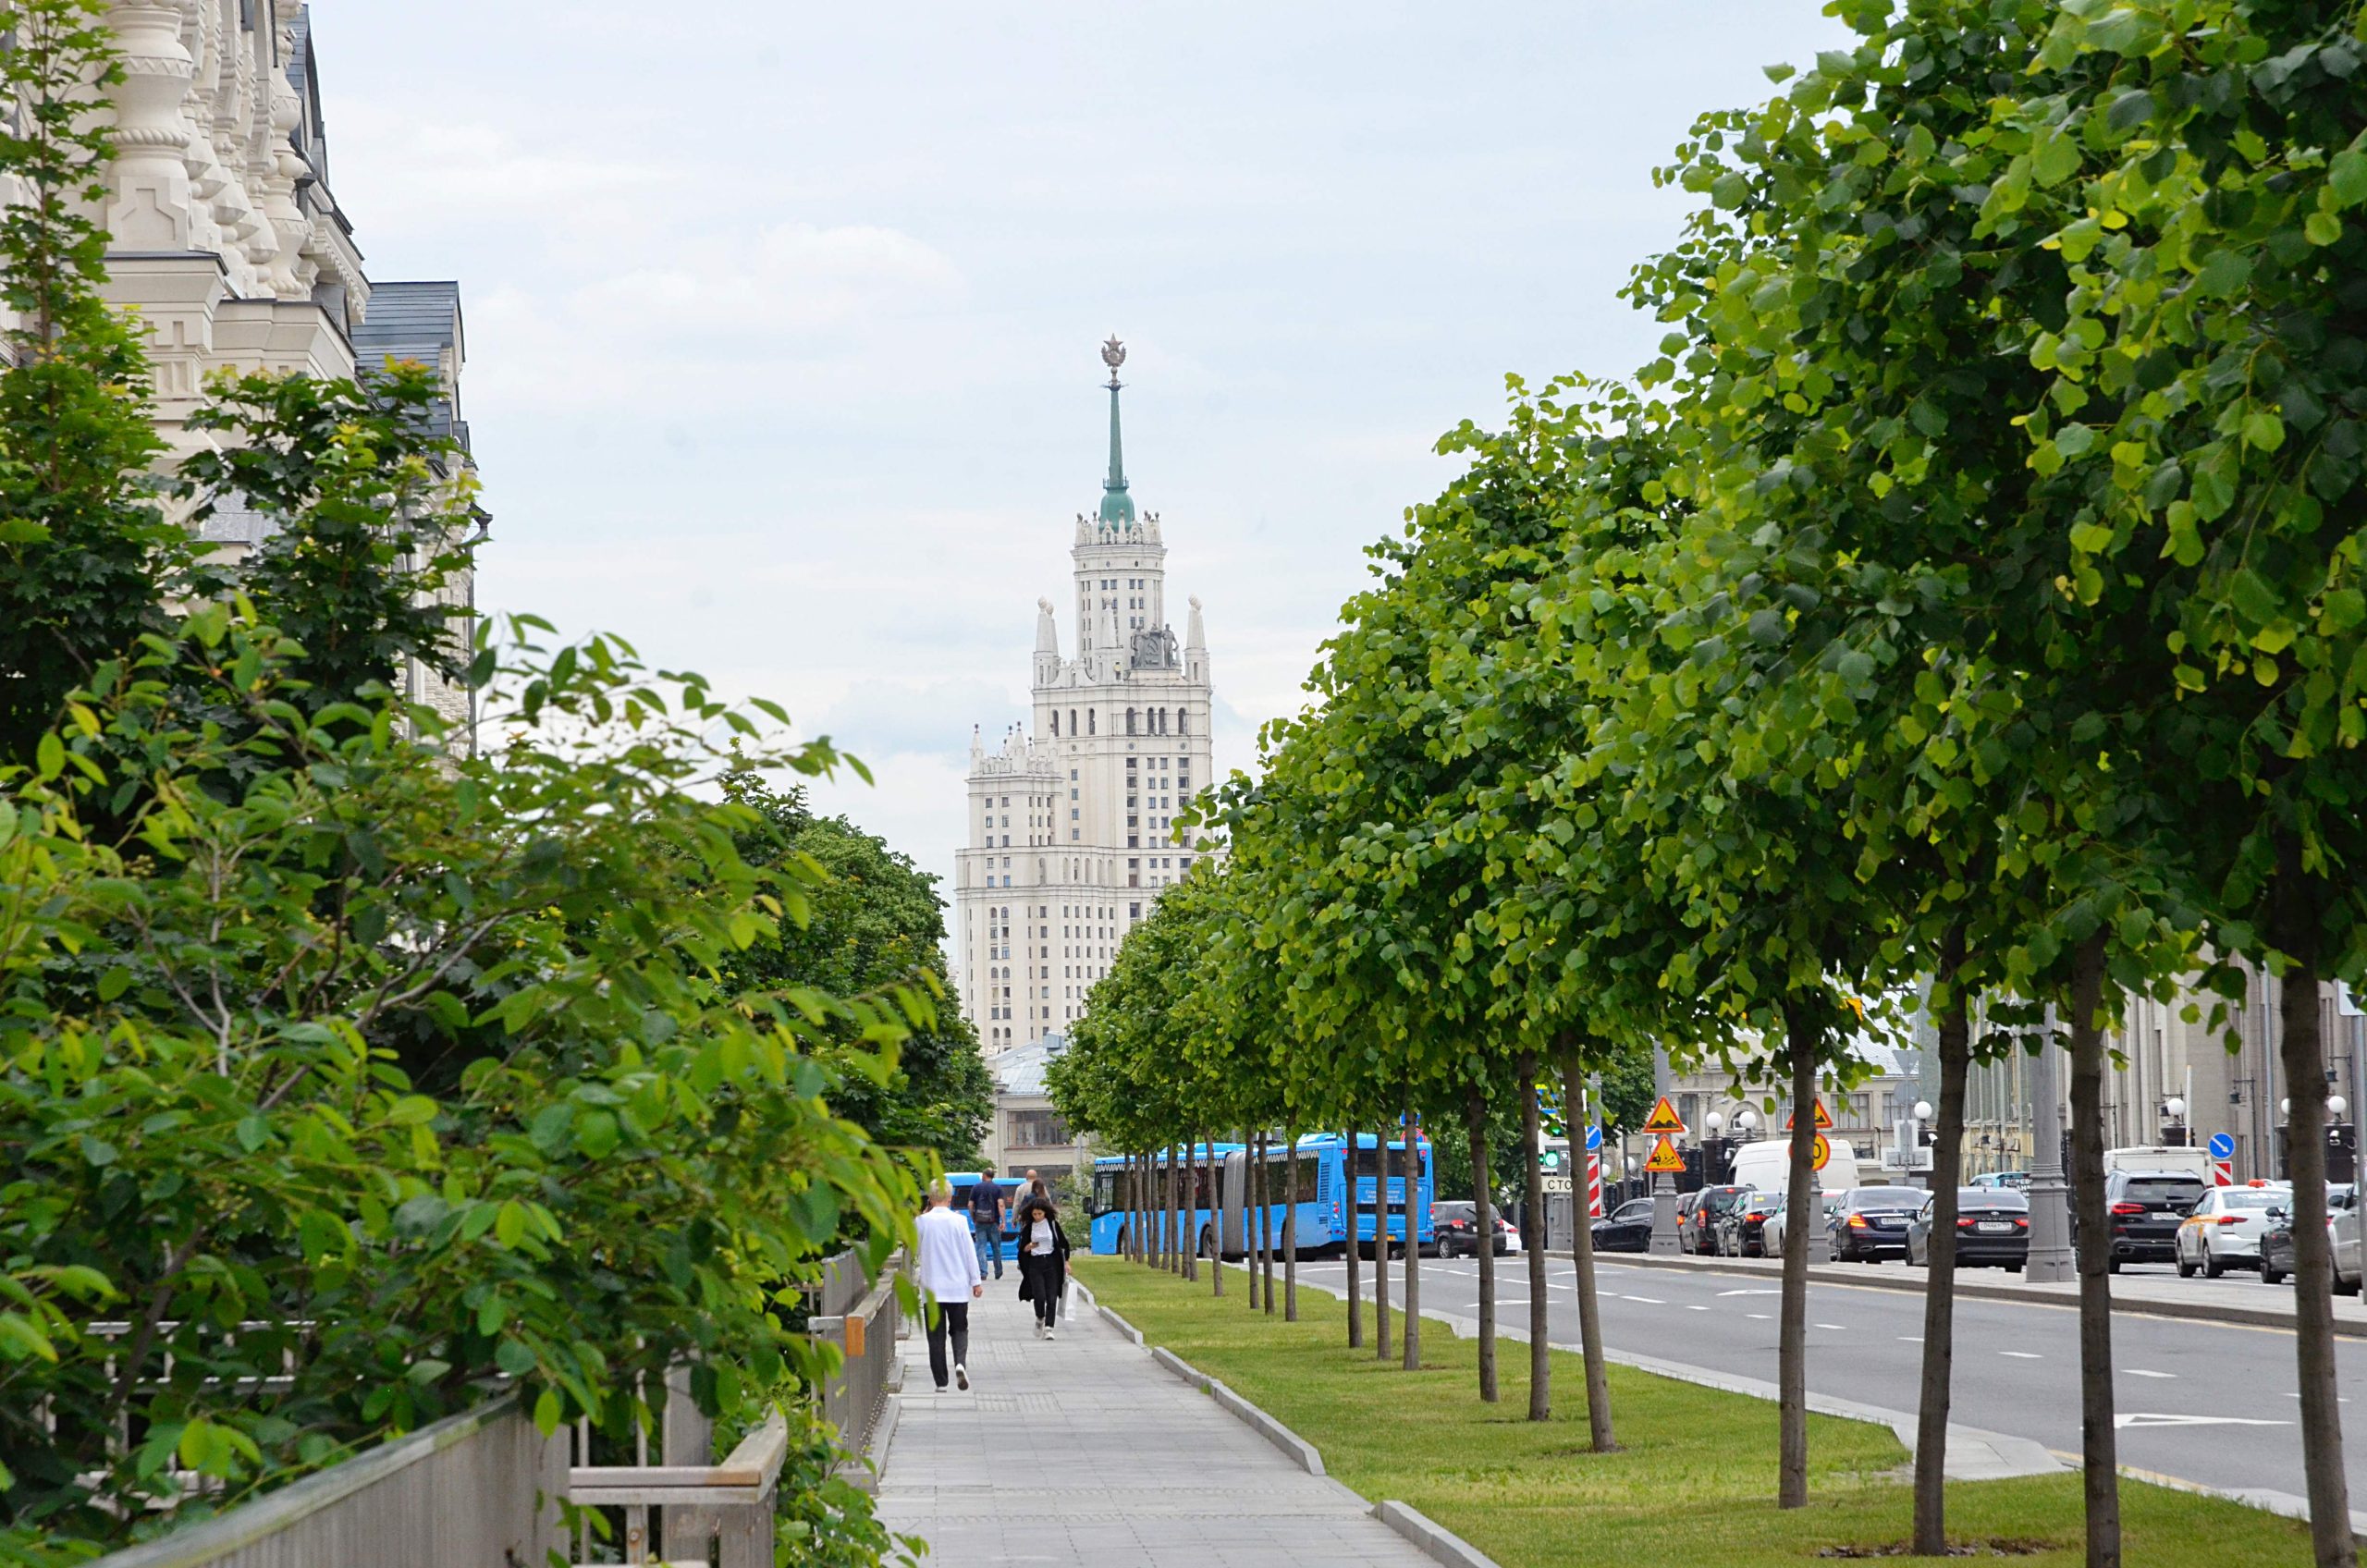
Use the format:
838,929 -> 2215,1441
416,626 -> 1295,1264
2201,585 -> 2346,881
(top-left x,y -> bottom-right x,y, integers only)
966,1173 -> 1006,1280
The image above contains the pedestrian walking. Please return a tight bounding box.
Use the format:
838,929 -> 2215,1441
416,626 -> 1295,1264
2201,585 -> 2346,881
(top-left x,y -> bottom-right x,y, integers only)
965,1171 -> 1007,1280
1013,1178 -> 1072,1340
916,1182 -> 984,1391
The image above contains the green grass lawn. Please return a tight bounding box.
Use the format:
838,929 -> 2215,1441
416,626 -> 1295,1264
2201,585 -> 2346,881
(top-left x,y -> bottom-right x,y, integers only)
1074,1257 -> 2319,1565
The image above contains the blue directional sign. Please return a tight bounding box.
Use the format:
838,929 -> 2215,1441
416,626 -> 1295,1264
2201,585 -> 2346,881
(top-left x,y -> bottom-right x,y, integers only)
1584,1123 -> 1602,1154
2208,1132 -> 2235,1160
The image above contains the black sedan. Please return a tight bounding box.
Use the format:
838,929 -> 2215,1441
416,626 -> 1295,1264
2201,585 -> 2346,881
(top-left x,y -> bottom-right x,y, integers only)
1433,1200 -> 1515,1257
1905,1187 -> 2030,1270
1592,1197 -> 1655,1254
1831,1186 -> 1924,1261
1717,1191 -> 1785,1257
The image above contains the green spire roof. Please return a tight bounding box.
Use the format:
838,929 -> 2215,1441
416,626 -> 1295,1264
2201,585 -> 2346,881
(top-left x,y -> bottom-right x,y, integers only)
1098,336 -> 1134,526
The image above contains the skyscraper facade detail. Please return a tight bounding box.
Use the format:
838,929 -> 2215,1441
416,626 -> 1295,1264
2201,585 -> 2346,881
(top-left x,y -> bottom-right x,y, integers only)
957,342 -> 1214,1054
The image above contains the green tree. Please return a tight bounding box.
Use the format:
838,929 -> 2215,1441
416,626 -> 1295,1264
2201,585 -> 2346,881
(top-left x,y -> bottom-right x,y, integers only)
721,774 -> 992,1170
0,0 -> 186,772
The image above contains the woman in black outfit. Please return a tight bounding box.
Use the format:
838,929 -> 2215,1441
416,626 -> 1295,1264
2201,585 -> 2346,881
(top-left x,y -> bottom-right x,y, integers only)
1013,1179 -> 1071,1339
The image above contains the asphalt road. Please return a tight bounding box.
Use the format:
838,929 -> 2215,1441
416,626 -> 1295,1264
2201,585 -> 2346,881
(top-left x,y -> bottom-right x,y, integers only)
1290,1252 -> 2367,1512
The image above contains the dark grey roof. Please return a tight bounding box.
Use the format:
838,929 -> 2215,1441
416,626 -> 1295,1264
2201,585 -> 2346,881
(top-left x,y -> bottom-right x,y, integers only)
350,281 -> 467,452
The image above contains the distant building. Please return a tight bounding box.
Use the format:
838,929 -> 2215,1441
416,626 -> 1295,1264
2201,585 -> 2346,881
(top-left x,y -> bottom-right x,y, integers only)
90,4 -> 480,743
982,1031 -> 1090,1185
957,340 -> 1215,1054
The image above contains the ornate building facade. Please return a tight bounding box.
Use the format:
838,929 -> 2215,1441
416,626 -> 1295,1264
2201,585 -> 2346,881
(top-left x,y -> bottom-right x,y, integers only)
957,342 -> 1214,1055
90,3 -> 478,740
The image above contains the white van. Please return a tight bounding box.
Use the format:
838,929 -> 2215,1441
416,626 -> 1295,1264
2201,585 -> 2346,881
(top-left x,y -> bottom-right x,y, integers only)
1728,1138 -> 1863,1198
2103,1145 -> 2212,1182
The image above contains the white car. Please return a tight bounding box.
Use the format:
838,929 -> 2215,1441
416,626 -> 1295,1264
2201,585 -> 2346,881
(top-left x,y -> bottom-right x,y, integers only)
2175,1183 -> 2290,1279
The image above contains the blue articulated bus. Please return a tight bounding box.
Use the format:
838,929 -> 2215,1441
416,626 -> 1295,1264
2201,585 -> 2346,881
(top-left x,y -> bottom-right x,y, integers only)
1087,1133 -> 1432,1258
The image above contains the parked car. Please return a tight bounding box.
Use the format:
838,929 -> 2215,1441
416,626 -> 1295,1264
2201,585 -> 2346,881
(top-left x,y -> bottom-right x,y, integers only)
1686,1184 -> 1755,1256
1717,1191 -> 1785,1257
1432,1200 -> 1512,1258
2098,1169 -> 2208,1273
1760,1189 -> 1843,1260
1969,1170 -> 2030,1193
1593,1196 -> 1655,1254
1674,1190 -> 1705,1254
1830,1186 -> 1924,1261
2175,1182 -> 2290,1278
2256,1183 -> 2352,1286
1905,1187 -> 2030,1270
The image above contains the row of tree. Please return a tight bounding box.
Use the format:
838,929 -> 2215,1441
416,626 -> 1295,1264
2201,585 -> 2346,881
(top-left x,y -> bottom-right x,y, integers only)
1053,6 -> 2367,1564
0,6 -> 979,1564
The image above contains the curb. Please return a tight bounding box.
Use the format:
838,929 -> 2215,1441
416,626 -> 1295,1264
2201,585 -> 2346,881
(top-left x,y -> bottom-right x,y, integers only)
1207,1378 -> 1327,1476
1604,1251 -> 2367,1340
1374,1499 -> 1499,1568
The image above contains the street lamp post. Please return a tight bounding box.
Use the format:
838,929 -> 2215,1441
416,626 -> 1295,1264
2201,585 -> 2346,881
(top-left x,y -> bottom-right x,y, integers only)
1912,1099 -> 1933,1188
2025,1016 -> 2076,1283
2162,1095 -> 2189,1147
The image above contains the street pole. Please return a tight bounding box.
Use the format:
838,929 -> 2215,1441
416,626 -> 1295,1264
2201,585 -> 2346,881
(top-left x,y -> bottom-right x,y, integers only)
2025,1011 -> 2075,1283
1649,1170 -> 1680,1256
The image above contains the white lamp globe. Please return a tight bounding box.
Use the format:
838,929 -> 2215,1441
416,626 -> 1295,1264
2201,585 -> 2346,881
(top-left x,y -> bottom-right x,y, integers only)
2165,1096 -> 2187,1121
2283,1097 -> 2294,1118
1736,1109 -> 1760,1132
1912,1100 -> 1933,1122
1707,1111 -> 1725,1134
2333,1096 -> 2350,1120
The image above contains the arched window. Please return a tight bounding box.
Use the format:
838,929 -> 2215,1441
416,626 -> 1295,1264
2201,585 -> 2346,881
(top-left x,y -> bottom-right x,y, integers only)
1178,710 -> 1188,736
1088,709 -> 1096,735
1126,707 -> 1137,735
1069,708 -> 1078,736
1050,710 -> 1061,736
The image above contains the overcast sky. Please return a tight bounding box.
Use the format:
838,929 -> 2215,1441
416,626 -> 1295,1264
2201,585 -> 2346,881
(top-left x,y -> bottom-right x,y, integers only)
310,2 -> 1852,901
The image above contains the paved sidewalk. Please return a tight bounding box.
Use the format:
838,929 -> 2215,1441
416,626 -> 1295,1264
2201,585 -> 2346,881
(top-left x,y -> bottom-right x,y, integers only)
874,1284 -> 1434,1566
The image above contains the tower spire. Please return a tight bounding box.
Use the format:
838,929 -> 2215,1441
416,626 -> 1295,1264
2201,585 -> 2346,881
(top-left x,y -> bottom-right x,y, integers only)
1098,335 -> 1134,526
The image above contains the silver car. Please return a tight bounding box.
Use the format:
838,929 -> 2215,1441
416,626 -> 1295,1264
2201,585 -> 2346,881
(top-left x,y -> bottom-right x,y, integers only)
2332,1190 -> 2363,1294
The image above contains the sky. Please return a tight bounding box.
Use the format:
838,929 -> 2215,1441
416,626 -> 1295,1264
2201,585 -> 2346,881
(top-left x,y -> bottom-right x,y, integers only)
309,1 -> 1854,902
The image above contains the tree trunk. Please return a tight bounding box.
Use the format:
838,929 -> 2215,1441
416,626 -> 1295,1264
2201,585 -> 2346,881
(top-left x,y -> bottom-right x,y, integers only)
1561,1038 -> 1616,1452
1283,1126 -> 1299,1322
1171,1141 -> 1186,1278
1912,932 -> 1971,1556
1375,1122 -> 1393,1361
1247,1130 -> 1264,1312
1344,1127 -> 1364,1348
1465,1084 -> 1499,1403
2067,934 -> 2122,1568
1203,1131 -> 1220,1295
1518,1049 -> 1551,1422
2274,849 -> 2356,1568
1778,1000 -> 1819,1508
1259,1133 -> 1277,1314
1403,1099 -> 1422,1371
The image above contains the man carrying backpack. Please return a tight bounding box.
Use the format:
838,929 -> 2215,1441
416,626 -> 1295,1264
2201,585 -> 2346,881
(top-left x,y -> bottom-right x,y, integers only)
966,1172 -> 1007,1280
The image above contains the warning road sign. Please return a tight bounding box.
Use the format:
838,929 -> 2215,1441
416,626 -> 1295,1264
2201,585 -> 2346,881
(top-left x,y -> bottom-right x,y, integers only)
1811,1132 -> 1832,1172
1644,1133 -> 1686,1173
1642,1096 -> 1686,1135
1784,1098 -> 1835,1132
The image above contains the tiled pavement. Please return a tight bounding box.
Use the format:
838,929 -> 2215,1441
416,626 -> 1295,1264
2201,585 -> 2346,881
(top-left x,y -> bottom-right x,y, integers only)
873,1283 -> 1434,1566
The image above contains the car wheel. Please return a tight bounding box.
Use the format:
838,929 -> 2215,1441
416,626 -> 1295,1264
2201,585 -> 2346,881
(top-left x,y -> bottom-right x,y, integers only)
2263,1265 -> 2287,1286
2176,1245 -> 2196,1279
2204,1245 -> 2226,1280
2338,1268 -> 2362,1297
2106,1256 -> 2121,1275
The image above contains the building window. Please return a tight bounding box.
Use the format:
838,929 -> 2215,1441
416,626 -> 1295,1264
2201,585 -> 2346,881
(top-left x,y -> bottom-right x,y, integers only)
1050,710 -> 1060,735
1088,710 -> 1096,734
1070,710 -> 1078,736
1126,707 -> 1137,735
1178,711 -> 1188,735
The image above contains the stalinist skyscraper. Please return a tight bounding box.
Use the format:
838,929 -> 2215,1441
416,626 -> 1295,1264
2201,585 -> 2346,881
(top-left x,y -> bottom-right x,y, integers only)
957,340 -> 1215,1055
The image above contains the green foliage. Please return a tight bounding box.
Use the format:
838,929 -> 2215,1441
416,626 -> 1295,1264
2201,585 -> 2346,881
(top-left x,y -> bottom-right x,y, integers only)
0,611 -> 926,1558
0,0 -> 184,772
720,772 -> 992,1170
178,363 -> 483,726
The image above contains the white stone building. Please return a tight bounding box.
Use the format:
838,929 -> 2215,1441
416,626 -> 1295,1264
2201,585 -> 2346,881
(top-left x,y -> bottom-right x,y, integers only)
957,341 -> 1215,1054
89,4 -> 479,741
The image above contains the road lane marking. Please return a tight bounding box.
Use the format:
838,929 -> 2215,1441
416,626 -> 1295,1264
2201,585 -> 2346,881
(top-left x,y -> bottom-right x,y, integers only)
1815,1322 -> 1846,1331
2116,1413 -> 2289,1428
1718,1288 -> 1779,1296
2124,1369 -> 2177,1379
1685,1304 -> 1711,1312
1747,1313 -> 1772,1319
2000,1351 -> 2042,1360
1898,1336 -> 1921,1343
2285,1392 -> 2352,1403
1622,1294 -> 1665,1305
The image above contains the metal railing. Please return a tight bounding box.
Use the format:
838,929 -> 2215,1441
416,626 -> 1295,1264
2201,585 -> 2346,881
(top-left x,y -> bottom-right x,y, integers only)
84,1394 -> 567,1568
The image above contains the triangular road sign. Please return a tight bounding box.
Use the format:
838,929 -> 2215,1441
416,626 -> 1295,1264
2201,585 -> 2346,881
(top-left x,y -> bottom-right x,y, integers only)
1644,1133 -> 1686,1173
1784,1097 -> 1835,1132
1641,1096 -> 1686,1134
